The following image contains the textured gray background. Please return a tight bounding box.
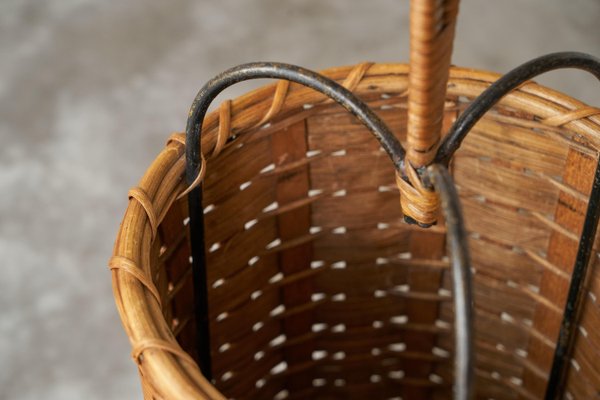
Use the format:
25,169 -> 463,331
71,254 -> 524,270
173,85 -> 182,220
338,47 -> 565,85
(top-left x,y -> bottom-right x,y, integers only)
1,0 -> 599,399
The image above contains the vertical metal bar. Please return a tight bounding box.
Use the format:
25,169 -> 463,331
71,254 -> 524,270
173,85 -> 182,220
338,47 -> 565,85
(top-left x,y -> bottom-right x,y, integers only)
545,156 -> 600,399
187,187 -> 212,378
428,164 -> 474,400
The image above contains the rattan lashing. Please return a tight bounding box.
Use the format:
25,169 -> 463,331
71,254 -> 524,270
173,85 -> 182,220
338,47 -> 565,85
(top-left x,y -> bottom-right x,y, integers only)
111,61 -> 600,399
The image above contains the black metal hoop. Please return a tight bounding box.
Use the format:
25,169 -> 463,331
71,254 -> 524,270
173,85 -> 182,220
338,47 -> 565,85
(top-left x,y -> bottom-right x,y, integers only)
432,51 -> 600,399
184,62 -> 406,378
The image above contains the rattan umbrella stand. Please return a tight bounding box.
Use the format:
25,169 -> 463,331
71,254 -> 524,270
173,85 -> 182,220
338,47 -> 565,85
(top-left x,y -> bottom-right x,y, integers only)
110,1 -> 600,399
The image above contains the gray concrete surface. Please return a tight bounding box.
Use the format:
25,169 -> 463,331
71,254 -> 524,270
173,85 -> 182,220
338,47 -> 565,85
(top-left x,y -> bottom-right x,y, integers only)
1,0 -> 599,398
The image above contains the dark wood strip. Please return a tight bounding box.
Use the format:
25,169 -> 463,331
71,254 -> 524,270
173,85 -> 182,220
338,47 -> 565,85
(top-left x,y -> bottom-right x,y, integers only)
521,149 -> 595,398
272,120 -> 315,392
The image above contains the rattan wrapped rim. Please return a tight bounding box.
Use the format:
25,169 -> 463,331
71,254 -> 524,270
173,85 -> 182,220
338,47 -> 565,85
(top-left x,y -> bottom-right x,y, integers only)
110,62 -> 600,399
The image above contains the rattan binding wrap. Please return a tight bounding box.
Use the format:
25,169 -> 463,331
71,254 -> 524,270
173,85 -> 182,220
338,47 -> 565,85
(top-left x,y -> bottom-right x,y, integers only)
111,63 -> 600,399
397,0 -> 460,226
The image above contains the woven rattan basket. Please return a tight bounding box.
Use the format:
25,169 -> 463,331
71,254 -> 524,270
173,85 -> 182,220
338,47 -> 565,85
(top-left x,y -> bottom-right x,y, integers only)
109,2 -> 600,399
111,62 -> 600,399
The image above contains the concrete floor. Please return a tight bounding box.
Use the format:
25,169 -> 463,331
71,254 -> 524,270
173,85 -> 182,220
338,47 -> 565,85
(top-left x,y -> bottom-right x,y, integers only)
1,0 -> 599,398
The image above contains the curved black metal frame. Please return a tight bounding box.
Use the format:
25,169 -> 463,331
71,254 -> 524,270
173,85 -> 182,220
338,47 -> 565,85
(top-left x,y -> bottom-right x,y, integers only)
185,62 -> 406,181
184,62 -> 407,378
434,51 -> 600,400
183,62 -> 475,396
183,52 -> 600,399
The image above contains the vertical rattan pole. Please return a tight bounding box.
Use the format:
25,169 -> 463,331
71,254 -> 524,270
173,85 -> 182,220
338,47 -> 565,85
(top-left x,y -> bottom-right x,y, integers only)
407,0 -> 459,168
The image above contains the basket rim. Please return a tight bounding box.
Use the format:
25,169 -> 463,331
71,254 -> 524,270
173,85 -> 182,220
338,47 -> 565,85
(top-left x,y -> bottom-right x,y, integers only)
109,62 -> 600,399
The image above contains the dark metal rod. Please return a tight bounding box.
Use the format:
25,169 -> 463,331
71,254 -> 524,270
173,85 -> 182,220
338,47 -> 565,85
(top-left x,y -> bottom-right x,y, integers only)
187,186 -> 212,377
427,164 -> 474,400
545,157 -> 600,399
184,62 -> 406,378
435,52 -> 600,165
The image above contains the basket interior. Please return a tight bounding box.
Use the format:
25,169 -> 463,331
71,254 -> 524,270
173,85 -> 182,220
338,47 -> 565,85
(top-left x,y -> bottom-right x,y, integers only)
150,79 -> 600,399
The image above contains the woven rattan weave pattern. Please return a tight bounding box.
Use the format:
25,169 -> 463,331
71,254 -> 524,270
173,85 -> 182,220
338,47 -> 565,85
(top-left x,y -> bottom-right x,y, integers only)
110,63 -> 600,399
